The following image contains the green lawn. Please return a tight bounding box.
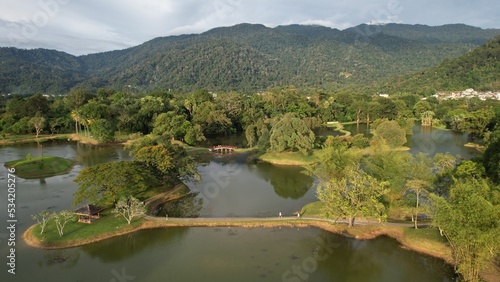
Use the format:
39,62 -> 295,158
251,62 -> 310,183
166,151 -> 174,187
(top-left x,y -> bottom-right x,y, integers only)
0,134 -> 70,144
32,210 -> 144,247
5,156 -> 74,179
300,201 -> 324,217
259,151 -> 319,166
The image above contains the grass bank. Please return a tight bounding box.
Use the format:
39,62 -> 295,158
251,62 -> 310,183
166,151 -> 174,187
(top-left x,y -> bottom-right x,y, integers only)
258,151 -> 319,166
4,156 -> 74,179
0,134 -> 70,145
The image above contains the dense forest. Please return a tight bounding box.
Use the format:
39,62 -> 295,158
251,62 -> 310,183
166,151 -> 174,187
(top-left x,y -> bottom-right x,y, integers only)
377,35 -> 500,94
1,23 -> 499,94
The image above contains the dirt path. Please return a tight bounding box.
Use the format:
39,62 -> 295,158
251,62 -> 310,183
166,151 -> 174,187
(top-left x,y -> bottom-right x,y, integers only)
143,215 -> 416,227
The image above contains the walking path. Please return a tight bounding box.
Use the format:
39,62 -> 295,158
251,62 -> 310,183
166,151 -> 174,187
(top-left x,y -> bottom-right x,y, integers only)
143,215 -> 418,228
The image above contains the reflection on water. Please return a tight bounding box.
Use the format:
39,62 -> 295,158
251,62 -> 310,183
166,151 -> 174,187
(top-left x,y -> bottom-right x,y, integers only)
39,249 -> 80,269
187,153 -> 317,217
155,193 -> 203,218
80,227 -> 190,263
341,123 -> 478,158
256,162 -> 313,199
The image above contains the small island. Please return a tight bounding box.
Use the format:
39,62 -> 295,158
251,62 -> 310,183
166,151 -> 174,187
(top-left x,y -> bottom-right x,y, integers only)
4,155 -> 74,179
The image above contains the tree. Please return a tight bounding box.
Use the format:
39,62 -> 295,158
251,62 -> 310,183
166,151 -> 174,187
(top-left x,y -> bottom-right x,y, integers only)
28,116 -> 46,138
269,113 -> 316,154
483,138 -> 500,183
459,107 -> 495,138
350,134 -> 370,149
73,161 -> 157,206
421,111 -> 435,127
362,147 -> 412,204
184,123 -> 206,145
152,111 -> 187,139
192,101 -> 233,136
405,179 -> 431,229
90,119 -> 114,142
413,100 -> 433,118
129,139 -> 200,184
431,179 -> 500,282
11,117 -> 31,134
53,210 -> 75,237
31,210 -> 53,234
113,196 -> 145,224
317,166 -> 388,227
373,120 -> 407,148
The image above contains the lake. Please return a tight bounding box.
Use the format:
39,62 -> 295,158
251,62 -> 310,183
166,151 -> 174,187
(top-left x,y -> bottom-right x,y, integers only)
0,125 -> 469,281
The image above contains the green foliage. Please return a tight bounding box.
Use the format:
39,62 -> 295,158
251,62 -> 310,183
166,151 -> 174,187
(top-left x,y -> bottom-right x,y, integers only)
455,160 -> 486,180
373,120 -> 407,148
431,179 -> 500,281
350,134 -> 370,149
484,139 -> 500,183
73,161 -> 157,206
89,119 -> 114,142
129,137 -> 200,183
459,107 -> 495,138
269,113 -> 315,155
381,36 -> 500,93
317,166 -> 389,227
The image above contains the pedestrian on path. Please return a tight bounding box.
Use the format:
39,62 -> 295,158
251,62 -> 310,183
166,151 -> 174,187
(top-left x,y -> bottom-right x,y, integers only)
279,212 -> 282,218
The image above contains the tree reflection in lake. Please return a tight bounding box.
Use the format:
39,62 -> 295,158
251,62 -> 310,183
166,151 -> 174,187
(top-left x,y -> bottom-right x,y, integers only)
256,163 -> 314,199
80,227 -> 190,263
155,193 -> 203,218
39,249 -> 80,269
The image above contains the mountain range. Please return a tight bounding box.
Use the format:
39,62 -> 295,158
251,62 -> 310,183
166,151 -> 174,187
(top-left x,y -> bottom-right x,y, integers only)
1,23 -> 499,95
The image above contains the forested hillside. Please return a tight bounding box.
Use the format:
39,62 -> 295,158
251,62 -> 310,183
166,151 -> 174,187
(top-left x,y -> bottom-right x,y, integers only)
378,35 -> 500,94
1,23 -> 499,94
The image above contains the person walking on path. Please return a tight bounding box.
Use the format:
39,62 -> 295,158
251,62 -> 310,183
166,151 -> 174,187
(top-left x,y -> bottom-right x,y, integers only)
279,212 -> 282,218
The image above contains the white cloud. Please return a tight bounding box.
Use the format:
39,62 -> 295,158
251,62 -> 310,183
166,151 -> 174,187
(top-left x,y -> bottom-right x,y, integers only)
0,0 -> 498,55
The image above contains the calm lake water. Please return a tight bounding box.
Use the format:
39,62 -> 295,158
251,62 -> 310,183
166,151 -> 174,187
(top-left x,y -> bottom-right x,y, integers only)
343,123 -> 477,158
0,125 -> 469,281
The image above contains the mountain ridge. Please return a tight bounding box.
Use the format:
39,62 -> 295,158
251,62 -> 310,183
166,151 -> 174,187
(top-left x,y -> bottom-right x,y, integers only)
1,23 -> 499,94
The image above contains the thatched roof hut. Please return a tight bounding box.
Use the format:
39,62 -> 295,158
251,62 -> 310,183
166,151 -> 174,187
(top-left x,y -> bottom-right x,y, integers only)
74,204 -> 105,224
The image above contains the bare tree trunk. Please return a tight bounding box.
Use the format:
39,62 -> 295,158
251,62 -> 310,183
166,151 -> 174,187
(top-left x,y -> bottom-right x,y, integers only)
348,216 -> 355,227
414,189 -> 420,229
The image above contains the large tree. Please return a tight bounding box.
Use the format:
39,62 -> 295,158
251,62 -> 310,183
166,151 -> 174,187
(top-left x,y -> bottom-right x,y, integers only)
128,137 -> 200,184
317,166 -> 388,227
73,161 -> 157,206
373,120 -> 407,148
459,107 -> 495,138
269,113 -> 315,155
431,179 -> 500,282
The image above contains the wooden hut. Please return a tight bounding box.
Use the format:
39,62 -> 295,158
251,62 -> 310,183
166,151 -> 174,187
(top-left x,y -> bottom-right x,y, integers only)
74,204 -> 104,224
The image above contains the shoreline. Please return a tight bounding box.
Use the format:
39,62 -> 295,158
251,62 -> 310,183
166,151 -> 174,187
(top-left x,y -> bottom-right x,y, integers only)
22,217 -> 453,265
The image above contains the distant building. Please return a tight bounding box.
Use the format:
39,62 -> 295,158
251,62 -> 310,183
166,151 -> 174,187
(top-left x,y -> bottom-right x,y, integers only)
436,88 -> 500,101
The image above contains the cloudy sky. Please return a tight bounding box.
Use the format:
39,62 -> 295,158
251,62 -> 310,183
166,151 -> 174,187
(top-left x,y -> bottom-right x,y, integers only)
1,0 -> 499,55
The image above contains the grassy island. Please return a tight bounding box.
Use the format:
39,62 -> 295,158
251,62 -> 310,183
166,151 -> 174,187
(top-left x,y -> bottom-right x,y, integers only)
5,156 -> 74,179
258,152 -> 319,166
